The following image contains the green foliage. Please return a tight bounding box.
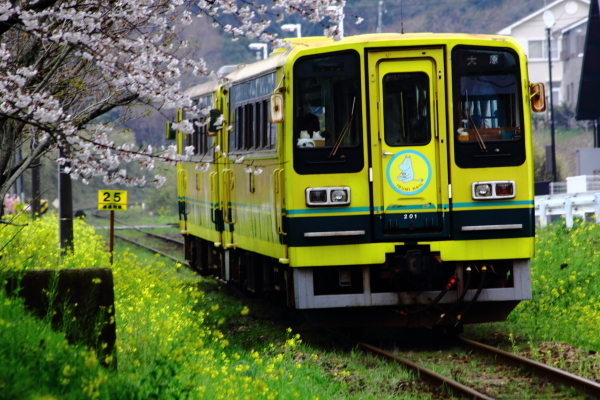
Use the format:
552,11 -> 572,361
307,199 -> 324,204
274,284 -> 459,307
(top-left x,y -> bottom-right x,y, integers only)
0,214 -> 348,399
509,220 -> 600,351
0,291 -> 111,400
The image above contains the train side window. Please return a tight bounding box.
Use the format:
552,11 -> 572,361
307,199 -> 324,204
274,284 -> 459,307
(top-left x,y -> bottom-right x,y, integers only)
229,72 -> 277,154
249,103 -> 256,150
256,102 -> 262,149
229,106 -> 240,152
261,100 -> 272,150
382,72 -> 431,146
192,119 -> 200,155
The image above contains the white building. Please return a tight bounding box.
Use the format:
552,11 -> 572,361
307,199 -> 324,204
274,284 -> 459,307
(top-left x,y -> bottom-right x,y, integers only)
497,0 -> 590,105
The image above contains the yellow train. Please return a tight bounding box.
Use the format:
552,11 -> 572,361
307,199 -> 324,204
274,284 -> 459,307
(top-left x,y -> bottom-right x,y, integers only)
171,33 -> 546,329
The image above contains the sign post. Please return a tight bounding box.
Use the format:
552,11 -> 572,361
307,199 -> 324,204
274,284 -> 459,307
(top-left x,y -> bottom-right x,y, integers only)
98,190 -> 128,264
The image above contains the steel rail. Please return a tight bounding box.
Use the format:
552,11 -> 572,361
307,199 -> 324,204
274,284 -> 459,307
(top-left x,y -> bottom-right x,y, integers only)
114,233 -> 188,266
359,342 -> 495,400
111,216 -> 183,246
133,229 -> 184,246
93,210 -> 184,246
459,337 -> 600,398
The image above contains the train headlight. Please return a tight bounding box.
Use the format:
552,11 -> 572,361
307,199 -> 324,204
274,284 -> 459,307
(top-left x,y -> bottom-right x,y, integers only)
306,187 -> 351,206
474,184 -> 492,197
472,181 -> 516,200
331,189 -> 349,203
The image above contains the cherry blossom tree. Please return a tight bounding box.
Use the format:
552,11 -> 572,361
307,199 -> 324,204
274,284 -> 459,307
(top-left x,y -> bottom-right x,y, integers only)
0,0 -> 357,215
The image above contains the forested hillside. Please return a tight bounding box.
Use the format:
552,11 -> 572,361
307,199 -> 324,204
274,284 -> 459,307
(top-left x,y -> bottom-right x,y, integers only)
128,0 -> 543,147
344,0 -> 541,36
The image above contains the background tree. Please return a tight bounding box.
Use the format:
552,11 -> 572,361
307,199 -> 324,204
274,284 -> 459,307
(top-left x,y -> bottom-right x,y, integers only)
0,0 -> 353,215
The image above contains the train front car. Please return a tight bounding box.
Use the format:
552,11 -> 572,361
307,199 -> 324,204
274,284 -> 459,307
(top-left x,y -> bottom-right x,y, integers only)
285,34 -> 539,328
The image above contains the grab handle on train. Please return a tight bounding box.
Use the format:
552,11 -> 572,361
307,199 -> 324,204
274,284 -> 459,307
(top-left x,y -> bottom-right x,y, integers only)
210,172 -> 219,224
382,151 -> 395,157
272,168 -> 286,235
222,169 -> 235,225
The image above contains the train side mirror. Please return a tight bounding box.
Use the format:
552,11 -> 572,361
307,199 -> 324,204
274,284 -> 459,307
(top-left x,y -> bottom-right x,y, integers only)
165,121 -> 176,140
207,109 -> 222,136
270,93 -> 284,123
529,82 -> 546,113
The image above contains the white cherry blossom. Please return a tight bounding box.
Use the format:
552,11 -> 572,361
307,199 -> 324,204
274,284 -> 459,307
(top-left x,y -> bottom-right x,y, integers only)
0,0 -> 357,208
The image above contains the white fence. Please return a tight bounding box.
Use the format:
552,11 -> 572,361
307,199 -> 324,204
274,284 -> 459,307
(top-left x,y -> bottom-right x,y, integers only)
535,176 -> 600,228
535,192 -> 600,228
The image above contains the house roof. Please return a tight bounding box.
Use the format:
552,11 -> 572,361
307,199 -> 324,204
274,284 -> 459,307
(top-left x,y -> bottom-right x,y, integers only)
576,0 -> 600,119
497,0 -> 590,35
561,16 -> 588,33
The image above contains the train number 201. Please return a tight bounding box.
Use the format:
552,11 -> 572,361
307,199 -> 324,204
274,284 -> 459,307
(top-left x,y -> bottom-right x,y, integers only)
403,214 -> 417,219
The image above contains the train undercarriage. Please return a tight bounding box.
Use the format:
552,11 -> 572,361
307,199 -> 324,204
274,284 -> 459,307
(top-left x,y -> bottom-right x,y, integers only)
184,235 -> 531,328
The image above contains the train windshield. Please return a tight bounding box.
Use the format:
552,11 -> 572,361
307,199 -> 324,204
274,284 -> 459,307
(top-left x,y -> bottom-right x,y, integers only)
292,51 -> 363,174
452,46 -> 525,168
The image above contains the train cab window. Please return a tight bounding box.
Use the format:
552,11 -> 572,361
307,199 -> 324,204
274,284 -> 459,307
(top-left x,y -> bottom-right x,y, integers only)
382,72 -> 431,146
452,46 -> 525,168
293,51 -> 364,175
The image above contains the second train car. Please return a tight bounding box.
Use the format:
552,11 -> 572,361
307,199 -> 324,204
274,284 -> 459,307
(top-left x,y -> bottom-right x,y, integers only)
171,33 -> 546,328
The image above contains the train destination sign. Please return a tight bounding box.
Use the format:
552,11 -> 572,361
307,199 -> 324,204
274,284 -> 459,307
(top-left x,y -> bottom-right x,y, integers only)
98,190 -> 128,211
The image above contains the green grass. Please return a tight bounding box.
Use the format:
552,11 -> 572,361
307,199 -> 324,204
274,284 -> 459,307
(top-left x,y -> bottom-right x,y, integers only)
0,213 -> 439,399
509,219 -> 600,351
87,206 -> 178,229
4,211 -> 600,398
465,219 -> 600,381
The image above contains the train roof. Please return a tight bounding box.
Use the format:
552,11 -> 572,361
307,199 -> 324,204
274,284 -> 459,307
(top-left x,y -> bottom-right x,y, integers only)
184,32 -> 521,93
183,80 -> 219,99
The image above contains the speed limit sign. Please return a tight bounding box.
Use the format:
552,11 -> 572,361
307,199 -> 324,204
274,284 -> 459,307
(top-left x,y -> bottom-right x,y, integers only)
98,190 -> 128,211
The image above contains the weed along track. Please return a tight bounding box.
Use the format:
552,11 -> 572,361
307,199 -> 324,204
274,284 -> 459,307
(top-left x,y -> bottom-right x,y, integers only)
355,336 -> 598,399
458,337 -> 600,398
359,341 -> 494,400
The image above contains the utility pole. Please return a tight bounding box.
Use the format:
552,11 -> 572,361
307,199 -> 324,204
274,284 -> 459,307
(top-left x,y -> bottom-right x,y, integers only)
15,146 -> 23,202
377,1 -> 384,33
547,27 -> 557,183
58,148 -> 73,252
31,160 -> 40,218
544,9 -> 557,183
31,135 -> 41,219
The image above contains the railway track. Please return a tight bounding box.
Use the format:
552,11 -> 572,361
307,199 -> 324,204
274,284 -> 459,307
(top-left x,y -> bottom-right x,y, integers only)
112,232 -> 187,265
90,211 -> 600,399
357,335 -> 600,399
92,211 -> 187,265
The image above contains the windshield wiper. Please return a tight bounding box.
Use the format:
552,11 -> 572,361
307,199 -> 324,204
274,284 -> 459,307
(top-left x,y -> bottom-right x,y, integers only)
329,97 -> 356,158
465,90 -> 487,152
467,114 -> 487,152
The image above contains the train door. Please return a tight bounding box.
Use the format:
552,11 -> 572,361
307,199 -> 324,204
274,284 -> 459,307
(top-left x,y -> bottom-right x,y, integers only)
368,49 -> 450,241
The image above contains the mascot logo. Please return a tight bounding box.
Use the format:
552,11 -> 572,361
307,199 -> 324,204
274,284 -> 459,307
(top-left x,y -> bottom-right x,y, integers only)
386,150 -> 431,195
